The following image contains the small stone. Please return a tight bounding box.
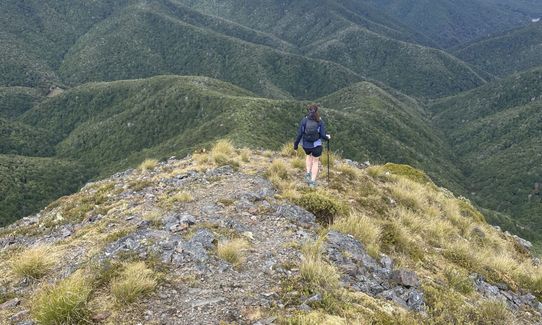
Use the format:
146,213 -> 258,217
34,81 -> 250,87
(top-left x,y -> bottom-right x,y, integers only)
61,227 -> 73,238
170,223 -> 189,233
180,214 -> 196,225
298,303 -> 311,311
242,231 -> 254,240
380,255 -> 393,271
91,311 -> 112,322
304,293 -> 322,304
0,298 -> 21,309
16,321 -> 34,325
9,309 -> 28,322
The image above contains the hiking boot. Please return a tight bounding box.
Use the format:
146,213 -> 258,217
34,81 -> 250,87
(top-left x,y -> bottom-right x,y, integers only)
304,172 -> 311,183
308,180 -> 317,188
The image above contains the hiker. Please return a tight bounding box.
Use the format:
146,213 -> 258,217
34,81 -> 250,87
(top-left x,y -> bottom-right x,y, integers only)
294,104 -> 331,188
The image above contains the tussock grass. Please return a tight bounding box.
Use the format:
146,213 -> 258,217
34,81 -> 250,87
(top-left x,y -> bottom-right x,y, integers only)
285,311 -> 349,325
240,148 -> 251,162
444,268 -> 474,295
138,159 -> 158,171
474,300 -> 513,324
335,163 -> 359,180
11,246 -> 56,279
143,210 -> 163,227
217,238 -> 250,266
300,241 -> 340,290
211,139 -> 235,156
443,241 -> 480,270
111,262 -> 157,304
266,160 -> 289,180
291,157 -> 305,170
31,271 -> 92,324
320,149 -> 339,169
331,212 -> 380,257
159,191 -> 193,208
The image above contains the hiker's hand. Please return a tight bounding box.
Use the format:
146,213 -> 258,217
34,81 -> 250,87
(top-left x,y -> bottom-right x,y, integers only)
326,134 -> 331,140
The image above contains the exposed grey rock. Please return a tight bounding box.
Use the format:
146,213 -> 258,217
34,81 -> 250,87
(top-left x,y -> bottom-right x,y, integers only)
206,165 -> 234,176
392,269 -> 420,288
9,309 -> 30,323
0,297 -> 20,309
190,229 -> 216,249
513,235 -> 533,252
325,231 -> 424,312
16,321 -> 34,325
304,293 -> 322,304
275,205 -> 316,228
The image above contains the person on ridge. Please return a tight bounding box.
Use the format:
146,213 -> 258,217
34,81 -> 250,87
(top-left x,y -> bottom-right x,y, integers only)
294,104 -> 331,188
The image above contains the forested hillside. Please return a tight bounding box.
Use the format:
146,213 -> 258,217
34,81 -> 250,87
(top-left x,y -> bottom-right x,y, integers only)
454,22 -> 542,77
431,68 -> 542,246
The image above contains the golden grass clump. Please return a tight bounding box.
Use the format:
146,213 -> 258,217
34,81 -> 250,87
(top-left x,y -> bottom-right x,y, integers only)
160,191 -> 194,208
240,148 -> 251,162
211,139 -> 235,156
444,268 -> 474,295
266,159 -> 289,180
389,178 -> 428,212
31,271 -> 92,324
11,246 -> 56,279
291,157 -> 305,170
300,241 -> 340,290
111,261 -> 157,304
443,241 -> 480,270
474,300 -> 513,324
217,238 -> 250,266
143,210 -> 163,227
138,159 -> 159,171
331,212 -> 380,257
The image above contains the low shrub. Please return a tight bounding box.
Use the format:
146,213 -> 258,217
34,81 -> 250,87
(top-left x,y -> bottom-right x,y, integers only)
295,192 -> 347,225
383,163 -> 432,184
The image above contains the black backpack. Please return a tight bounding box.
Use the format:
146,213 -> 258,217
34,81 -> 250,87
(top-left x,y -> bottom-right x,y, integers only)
303,118 -> 320,142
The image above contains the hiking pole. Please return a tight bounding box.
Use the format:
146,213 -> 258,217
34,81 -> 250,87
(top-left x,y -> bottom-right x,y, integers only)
327,138 -> 330,184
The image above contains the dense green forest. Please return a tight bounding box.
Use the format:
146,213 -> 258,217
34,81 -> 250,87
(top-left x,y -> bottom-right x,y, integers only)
0,0 -> 541,248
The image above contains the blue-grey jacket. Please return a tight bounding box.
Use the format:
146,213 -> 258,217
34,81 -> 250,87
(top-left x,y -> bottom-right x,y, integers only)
294,117 -> 327,149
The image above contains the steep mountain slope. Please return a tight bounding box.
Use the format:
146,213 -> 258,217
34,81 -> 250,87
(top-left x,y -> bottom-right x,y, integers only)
1,148 -> 541,324
431,68 -> 542,243
363,0 -> 542,48
0,87 -> 42,119
8,75 -> 462,226
20,76 -> 461,184
0,155 -> 91,227
0,118 -> 54,156
1,0 -> 488,99
454,22 -> 542,77
171,0 -> 488,98
0,0 -> 131,88
58,2 -> 362,99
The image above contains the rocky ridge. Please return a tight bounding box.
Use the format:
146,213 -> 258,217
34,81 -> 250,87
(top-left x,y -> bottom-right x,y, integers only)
0,148 -> 541,324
